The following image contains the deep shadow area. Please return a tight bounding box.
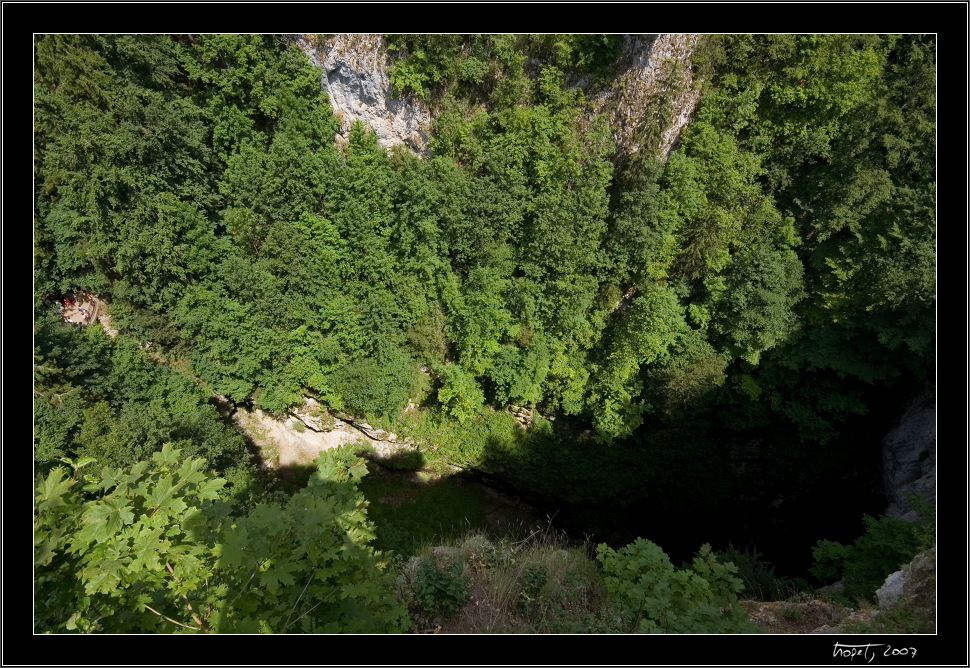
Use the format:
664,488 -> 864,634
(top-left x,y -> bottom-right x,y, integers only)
211,375 -> 909,582
358,458 -> 549,558
472,383 -> 908,580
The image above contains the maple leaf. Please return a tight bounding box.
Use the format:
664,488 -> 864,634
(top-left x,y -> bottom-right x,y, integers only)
259,558 -> 299,595
176,457 -> 207,487
194,477 -> 226,501
214,525 -> 249,569
35,467 -> 74,513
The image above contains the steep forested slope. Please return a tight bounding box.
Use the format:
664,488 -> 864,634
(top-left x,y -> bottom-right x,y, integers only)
33,34 -> 935,634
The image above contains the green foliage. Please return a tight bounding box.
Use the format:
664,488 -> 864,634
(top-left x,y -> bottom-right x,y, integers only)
34,35 -> 114,109
811,503 -> 933,602
35,444 -> 409,633
388,34 -> 527,105
524,34 -> 625,77
173,286 -> 271,402
640,328 -> 728,420
33,318 -> 247,473
404,301 -> 449,364
436,363 -> 485,423
519,562 -> 548,600
590,284 -> 686,439
486,334 -> 551,407
597,539 -> 760,633
387,34 -> 464,100
714,545 -> 797,601
111,193 -> 221,309
329,346 -> 415,421
698,34 -> 935,386
708,243 -> 805,364
810,539 -> 851,583
604,156 -> 676,285
410,555 -> 471,619
176,34 -> 336,161
664,116 -> 789,285
33,33 -> 936,622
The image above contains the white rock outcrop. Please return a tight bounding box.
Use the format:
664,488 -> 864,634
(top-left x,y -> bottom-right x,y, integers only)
591,34 -> 703,160
294,34 -> 700,163
231,395 -> 421,468
295,34 -> 432,153
233,403 -> 365,469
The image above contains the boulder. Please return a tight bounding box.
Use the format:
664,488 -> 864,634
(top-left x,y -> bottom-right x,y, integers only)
875,547 -> 936,614
288,396 -> 332,432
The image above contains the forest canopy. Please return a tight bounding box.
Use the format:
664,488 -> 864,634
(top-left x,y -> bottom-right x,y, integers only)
33,33 -> 935,634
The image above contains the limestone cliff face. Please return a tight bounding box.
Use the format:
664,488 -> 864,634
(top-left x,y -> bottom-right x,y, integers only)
590,34 -> 703,160
881,392 -> 936,521
229,395 -> 418,469
294,34 -> 701,163
294,34 -> 432,153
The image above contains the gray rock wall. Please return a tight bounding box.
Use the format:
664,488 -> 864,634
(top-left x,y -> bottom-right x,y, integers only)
881,392 -> 936,520
875,546 -> 935,622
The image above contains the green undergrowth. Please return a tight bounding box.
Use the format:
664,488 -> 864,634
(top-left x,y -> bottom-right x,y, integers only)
373,404 -> 523,472
394,527 -> 611,633
841,597 -> 936,634
369,399 -> 730,510
359,469 -> 488,557
393,527 -> 762,633
810,495 -> 935,605
715,544 -> 808,601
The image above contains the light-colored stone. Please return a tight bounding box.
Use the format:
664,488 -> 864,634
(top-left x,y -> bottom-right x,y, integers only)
875,547 -> 936,613
288,396 -> 332,432
295,34 -> 432,154
816,579 -> 844,594
294,34 -> 699,164
591,34 -> 703,160
876,569 -> 907,608
233,405 -> 364,468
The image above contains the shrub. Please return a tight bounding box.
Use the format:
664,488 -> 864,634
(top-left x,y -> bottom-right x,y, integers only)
715,544 -> 797,601
597,539 -> 761,633
410,555 -> 470,619
436,363 -> 485,424
520,562 -> 548,598
811,498 -> 934,603
461,535 -> 497,572
328,347 -> 415,420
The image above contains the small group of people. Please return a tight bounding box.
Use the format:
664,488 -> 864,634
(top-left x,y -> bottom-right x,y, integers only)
61,294 -> 97,329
